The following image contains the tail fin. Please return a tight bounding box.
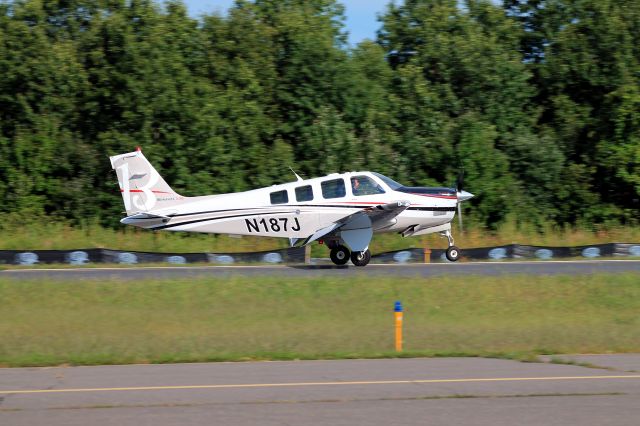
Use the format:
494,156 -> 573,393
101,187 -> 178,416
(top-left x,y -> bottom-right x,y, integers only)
109,148 -> 185,215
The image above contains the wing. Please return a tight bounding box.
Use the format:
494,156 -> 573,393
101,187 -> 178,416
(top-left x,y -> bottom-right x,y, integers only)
366,200 -> 412,231
293,201 -> 410,252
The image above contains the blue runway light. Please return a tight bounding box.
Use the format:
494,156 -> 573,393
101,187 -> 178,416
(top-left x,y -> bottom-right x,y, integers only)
394,301 -> 403,312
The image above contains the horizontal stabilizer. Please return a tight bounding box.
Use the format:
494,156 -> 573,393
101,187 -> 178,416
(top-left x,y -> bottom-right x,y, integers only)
120,212 -> 171,225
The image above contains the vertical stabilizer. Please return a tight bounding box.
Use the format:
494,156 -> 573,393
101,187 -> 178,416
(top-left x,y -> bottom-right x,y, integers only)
109,148 -> 185,215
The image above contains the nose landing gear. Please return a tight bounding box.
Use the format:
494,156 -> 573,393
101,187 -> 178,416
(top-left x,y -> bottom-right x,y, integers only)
442,229 -> 461,262
445,246 -> 460,262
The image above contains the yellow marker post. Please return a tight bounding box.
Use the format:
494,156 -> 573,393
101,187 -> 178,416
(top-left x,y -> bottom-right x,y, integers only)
394,301 -> 403,352
423,247 -> 431,263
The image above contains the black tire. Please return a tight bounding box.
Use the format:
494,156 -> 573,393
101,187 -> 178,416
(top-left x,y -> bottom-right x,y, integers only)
446,246 -> 461,262
350,249 -> 371,267
330,245 -> 350,265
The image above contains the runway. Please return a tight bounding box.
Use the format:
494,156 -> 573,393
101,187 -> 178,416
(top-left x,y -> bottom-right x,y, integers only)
1,356 -> 639,425
2,259 -> 640,280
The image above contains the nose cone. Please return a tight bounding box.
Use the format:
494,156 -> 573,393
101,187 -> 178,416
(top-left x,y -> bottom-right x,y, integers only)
457,190 -> 474,202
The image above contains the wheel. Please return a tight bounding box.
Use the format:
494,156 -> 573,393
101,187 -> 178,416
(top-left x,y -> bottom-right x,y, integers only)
330,245 -> 350,265
446,246 -> 461,262
350,249 -> 371,267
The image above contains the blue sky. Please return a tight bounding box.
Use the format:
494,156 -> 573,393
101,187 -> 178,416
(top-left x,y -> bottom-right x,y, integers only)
182,0 -> 392,45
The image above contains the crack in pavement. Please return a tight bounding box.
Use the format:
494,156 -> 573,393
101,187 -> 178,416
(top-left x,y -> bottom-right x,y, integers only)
0,392 -> 628,413
537,356 -> 640,373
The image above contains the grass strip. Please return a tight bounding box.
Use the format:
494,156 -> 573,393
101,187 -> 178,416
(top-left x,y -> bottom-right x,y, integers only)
0,273 -> 638,367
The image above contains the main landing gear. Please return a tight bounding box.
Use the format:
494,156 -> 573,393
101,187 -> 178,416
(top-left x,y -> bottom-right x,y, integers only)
442,229 -> 461,262
350,249 -> 371,267
329,245 -> 350,265
329,244 -> 371,267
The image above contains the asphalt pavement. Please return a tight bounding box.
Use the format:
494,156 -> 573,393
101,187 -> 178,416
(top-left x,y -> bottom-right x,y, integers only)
1,356 -> 639,426
1,260 -> 640,281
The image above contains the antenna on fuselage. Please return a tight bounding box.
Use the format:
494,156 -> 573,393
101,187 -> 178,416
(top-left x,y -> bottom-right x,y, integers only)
288,167 -> 304,182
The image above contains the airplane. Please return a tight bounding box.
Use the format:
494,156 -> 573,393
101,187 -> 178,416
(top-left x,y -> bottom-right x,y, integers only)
110,148 -> 474,266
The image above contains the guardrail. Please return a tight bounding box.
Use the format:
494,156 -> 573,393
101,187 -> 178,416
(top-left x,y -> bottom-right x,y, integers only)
373,243 -> 640,263
0,247 -> 306,266
1,243 -> 638,266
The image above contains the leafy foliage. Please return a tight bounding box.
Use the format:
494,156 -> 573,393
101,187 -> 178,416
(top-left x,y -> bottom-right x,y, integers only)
0,0 -> 638,228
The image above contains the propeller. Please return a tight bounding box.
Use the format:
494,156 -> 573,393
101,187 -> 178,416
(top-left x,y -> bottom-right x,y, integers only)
456,169 -> 464,192
455,169 -> 473,202
453,169 -> 474,233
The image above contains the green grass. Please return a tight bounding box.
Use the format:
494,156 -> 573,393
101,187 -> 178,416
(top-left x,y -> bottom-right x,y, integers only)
1,273 -> 638,367
1,219 -> 640,258
0,221 -> 289,253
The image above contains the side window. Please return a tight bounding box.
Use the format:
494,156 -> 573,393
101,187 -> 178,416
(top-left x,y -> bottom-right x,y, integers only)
270,190 -> 288,204
321,178 -> 346,199
351,176 -> 386,196
295,185 -> 313,202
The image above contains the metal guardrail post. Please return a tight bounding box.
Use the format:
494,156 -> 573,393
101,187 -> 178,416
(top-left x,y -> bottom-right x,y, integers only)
305,245 -> 311,264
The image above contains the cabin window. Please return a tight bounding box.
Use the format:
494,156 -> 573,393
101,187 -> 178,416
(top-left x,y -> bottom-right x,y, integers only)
321,178 -> 346,199
270,190 -> 289,204
295,185 -> 313,202
351,176 -> 385,196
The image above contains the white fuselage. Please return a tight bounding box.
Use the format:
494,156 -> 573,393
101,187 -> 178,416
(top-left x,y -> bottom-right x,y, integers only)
133,172 -> 457,239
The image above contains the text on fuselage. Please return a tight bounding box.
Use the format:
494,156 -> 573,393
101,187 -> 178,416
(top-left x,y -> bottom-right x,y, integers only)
245,217 -> 301,233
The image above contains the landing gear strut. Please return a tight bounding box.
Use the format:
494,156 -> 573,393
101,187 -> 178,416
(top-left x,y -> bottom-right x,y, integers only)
330,245 -> 350,265
350,249 -> 371,267
442,230 -> 461,262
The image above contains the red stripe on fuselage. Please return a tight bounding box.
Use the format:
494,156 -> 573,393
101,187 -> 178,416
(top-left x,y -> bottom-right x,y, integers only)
119,189 -> 172,194
331,201 -> 388,205
410,193 -> 457,200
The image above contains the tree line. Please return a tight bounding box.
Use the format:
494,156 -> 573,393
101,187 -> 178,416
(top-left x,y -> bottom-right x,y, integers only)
0,0 -> 638,229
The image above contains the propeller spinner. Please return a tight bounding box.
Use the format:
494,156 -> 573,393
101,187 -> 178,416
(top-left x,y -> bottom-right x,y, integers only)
455,170 -> 474,202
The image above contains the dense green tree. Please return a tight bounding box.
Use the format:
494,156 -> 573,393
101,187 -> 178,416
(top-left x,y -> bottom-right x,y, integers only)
0,0 -> 93,218
506,0 -> 640,222
378,0 -> 566,224
386,64 -> 454,186
453,114 -> 515,226
0,0 -> 638,230
334,41 -> 399,176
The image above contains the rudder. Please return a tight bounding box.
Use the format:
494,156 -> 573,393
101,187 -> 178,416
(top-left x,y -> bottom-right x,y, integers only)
109,148 -> 184,215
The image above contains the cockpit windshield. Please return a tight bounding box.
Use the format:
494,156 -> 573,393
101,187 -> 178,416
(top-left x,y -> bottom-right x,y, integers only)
371,172 -> 403,190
